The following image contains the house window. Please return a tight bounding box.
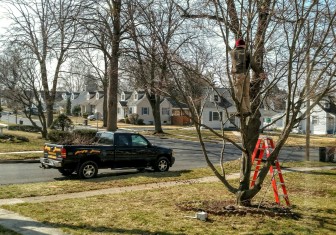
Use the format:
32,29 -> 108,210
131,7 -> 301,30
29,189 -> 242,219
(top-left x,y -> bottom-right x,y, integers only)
312,116 -> 318,125
96,93 -> 99,100
121,93 -> 125,101
134,92 -> 138,100
162,108 -> 170,115
142,107 -> 149,115
117,108 -> 120,114
209,111 -> 222,121
324,102 -> 330,109
86,93 -> 90,100
129,107 -> 133,114
214,95 -> 219,102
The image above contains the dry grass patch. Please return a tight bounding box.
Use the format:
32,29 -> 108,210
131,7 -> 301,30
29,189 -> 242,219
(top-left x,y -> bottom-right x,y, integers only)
2,169 -> 336,235
0,129 -> 45,153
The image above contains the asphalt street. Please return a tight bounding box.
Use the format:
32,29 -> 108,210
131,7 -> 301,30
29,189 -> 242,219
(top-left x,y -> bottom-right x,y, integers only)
0,135 -> 319,185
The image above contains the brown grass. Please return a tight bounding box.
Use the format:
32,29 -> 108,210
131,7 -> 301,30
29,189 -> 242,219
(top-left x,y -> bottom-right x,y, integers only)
2,168 -> 336,235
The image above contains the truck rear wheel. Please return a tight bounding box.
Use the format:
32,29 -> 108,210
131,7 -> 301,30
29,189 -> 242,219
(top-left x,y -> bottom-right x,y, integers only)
78,161 -> 98,179
154,157 -> 169,172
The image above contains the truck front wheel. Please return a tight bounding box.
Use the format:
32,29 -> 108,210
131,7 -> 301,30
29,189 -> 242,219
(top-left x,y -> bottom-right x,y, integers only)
78,161 -> 98,179
154,157 -> 169,172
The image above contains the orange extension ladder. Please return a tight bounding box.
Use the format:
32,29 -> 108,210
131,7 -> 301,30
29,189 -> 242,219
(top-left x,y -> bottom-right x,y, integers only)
250,137 -> 290,206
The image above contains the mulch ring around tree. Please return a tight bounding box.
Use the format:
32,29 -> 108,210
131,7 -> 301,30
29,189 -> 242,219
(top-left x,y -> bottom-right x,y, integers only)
176,200 -> 300,219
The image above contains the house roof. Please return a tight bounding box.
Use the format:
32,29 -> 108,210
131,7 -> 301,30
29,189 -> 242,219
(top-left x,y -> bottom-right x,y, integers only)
127,91 -> 146,106
164,97 -> 189,109
203,88 -> 233,109
319,96 -> 336,115
71,91 -> 87,106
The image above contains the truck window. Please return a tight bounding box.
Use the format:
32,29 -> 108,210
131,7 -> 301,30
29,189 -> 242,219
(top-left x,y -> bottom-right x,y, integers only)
131,135 -> 148,147
97,132 -> 114,145
116,134 -> 130,147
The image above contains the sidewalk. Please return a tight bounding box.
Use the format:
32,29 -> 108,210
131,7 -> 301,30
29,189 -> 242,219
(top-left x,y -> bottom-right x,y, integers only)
0,165 -> 335,235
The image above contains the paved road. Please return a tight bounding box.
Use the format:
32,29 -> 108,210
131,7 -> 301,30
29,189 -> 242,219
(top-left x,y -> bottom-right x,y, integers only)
0,136 -> 320,185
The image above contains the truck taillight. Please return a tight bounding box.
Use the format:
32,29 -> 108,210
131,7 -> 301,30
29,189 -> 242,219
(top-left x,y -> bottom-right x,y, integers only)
61,148 -> 67,158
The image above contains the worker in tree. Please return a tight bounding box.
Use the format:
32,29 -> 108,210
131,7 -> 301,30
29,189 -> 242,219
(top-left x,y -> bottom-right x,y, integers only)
230,39 -> 252,117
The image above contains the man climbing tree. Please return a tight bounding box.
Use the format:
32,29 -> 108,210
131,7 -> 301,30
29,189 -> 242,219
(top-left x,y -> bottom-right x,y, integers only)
230,39 -> 252,118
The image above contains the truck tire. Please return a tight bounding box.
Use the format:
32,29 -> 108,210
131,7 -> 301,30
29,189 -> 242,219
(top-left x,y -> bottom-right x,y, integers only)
58,168 -> 74,176
154,157 -> 169,172
78,161 -> 98,179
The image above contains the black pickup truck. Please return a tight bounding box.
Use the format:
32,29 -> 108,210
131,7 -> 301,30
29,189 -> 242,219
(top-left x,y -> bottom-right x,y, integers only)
40,131 -> 175,179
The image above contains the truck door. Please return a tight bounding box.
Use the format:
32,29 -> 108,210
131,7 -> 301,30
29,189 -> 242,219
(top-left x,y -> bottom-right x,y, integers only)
114,134 -> 133,167
97,132 -> 115,168
130,134 -> 156,167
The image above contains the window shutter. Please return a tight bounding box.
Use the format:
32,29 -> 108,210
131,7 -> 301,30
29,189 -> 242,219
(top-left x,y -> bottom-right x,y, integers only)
209,111 -> 212,121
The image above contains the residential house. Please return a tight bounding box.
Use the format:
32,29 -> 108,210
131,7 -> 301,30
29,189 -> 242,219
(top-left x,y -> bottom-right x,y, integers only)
117,90 -> 187,125
70,91 -> 86,115
298,97 -> 336,134
266,96 -> 336,134
80,91 -> 100,115
117,91 -> 133,120
201,88 -> 238,129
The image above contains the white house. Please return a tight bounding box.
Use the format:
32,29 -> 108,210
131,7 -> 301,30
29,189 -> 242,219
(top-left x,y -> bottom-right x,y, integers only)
301,97 -> 336,134
266,96 -> 336,134
117,90 -> 174,125
201,88 -> 239,129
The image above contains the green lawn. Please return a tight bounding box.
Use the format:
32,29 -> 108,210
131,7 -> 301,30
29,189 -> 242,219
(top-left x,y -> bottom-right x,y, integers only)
2,168 -> 336,235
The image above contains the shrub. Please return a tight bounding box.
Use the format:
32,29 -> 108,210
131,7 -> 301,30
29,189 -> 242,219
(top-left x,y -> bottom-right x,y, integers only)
137,119 -> 145,125
48,130 -> 71,143
118,119 -> 125,123
72,105 -> 81,116
50,114 -> 73,131
8,125 -> 41,133
125,117 -> 130,124
128,113 -> 139,125
0,134 -> 29,143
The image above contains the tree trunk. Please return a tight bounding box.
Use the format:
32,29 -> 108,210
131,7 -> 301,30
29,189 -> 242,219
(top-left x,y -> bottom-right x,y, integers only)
106,0 -> 121,132
153,94 -> 163,134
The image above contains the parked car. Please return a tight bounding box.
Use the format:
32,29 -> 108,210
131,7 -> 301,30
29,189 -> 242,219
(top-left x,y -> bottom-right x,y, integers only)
40,131 -> 175,179
88,114 -> 96,121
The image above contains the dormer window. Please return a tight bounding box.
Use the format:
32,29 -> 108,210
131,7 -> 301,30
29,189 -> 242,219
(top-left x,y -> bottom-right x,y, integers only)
121,92 -> 125,101
324,101 -> 330,109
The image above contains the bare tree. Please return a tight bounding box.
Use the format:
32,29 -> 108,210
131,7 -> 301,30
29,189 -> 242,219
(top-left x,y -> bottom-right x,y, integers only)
126,0 -> 193,133
3,0 -> 83,128
168,0 -> 336,205
0,47 -> 49,138
79,0 -> 130,131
